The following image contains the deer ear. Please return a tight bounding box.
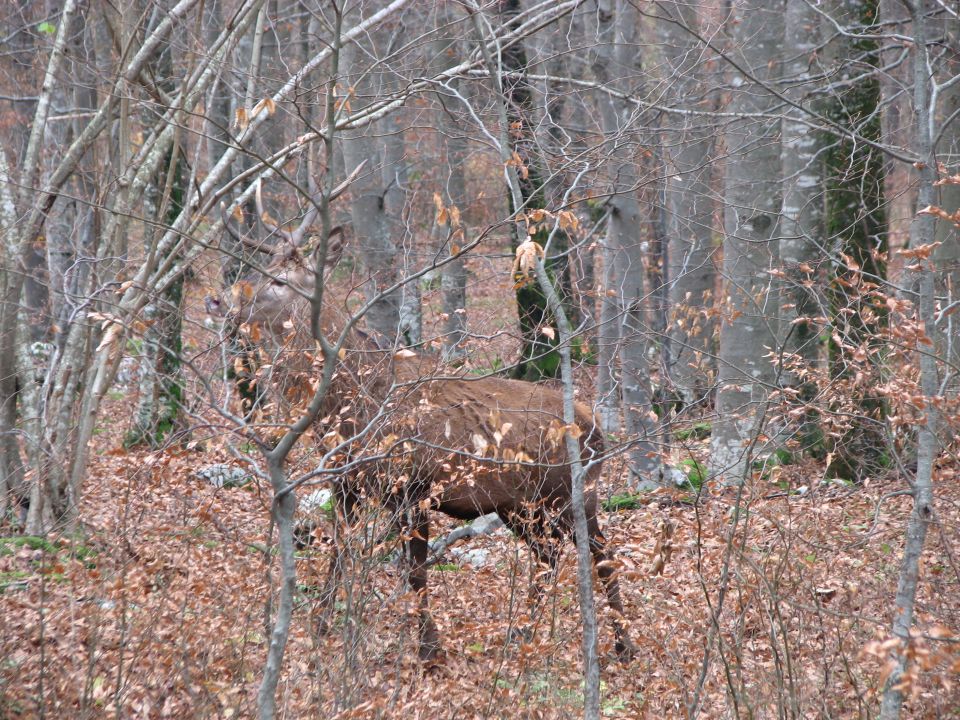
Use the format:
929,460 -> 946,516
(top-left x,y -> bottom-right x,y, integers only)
316,226 -> 344,272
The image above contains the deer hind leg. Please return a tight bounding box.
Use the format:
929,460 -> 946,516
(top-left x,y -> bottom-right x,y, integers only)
406,507 -> 440,661
585,513 -> 636,661
314,480 -> 359,636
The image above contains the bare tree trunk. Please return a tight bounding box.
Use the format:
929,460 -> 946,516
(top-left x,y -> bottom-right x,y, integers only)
934,18 -> 960,375
778,0 -> 827,452
382,63 -> 418,345
588,0 -> 662,487
6,0 -> 83,532
710,0 -> 784,482
128,146 -> 186,447
532,258 -> 601,720
339,39 -> 401,342
879,2 -> 938,715
257,460 -> 299,720
469,9 -> 602,712
0,148 -> 23,519
588,0 -> 623,437
822,0 -> 889,481
658,1 -> 718,407
431,12 -> 469,363
498,0 -> 562,381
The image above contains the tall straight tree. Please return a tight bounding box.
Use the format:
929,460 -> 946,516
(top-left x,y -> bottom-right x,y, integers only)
710,0 -> 785,481
823,0 -> 889,480
128,38 -> 188,448
589,0 -> 662,486
879,3 -> 939,715
497,0 -> 562,381
658,0 -> 718,406
430,7 -> 469,363
339,11 -> 402,342
777,0 -> 828,453
934,13 -> 960,372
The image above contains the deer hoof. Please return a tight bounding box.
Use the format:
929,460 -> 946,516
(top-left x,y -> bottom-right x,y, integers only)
506,625 -> 534,645
418,640 -> 441,662
615,636 -> 637,663
419,618 -> 441,661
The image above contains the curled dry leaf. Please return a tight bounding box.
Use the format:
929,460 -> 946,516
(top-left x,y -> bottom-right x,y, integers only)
234,107 -> 248,131
512,239 -> 545,289
95,322 -> 123,353
251,97 -> 276,118
557,210 -> 579,233
897,241 -> 941,260
434,192 -> 448,226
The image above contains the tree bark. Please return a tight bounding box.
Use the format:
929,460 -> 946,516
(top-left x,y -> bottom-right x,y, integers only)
659,1 -> 718,406
777,0 -> 828,453
710,0 -> 784,482
339,38 -> 401,342
823,0 -> 889,481
879,2 -> 938,715
588,0 -> 662,487
934,16 -> 960,375
497,0 -> 562,381
431,11 -> 469,363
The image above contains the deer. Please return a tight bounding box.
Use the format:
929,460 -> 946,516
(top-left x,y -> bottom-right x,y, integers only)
209,178 -> 638,663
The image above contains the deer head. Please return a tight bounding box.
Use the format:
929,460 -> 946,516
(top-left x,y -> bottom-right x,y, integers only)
207,162 -> 366,339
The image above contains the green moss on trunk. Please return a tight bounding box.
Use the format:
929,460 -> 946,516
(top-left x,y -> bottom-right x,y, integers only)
823,0 -> 888,479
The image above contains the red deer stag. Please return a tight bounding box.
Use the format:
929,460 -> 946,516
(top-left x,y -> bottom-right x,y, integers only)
211,182 -> 637,663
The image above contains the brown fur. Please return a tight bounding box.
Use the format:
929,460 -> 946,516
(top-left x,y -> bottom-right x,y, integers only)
319,350 -> 636,661
209,246 -> 636,661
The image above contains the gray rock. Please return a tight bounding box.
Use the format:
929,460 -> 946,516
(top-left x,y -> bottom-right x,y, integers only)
300,488 -> 334,513
450,546 -> 493,568
196,464 -> 252,488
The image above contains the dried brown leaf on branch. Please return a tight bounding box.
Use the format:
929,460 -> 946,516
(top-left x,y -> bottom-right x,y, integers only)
511,239 -> 544,289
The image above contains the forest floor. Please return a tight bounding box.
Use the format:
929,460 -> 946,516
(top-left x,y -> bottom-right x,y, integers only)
2,248 -> 959,719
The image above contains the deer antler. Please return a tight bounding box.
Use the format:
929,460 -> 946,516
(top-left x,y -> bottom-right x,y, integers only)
255,179 -> 296,250
220,202 -> 275,255
326,159 -> 368,204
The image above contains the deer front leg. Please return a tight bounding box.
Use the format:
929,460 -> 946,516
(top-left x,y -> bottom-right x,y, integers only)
313,480 -> 359,636
588,524 -> 637,662
407,508 -> 440,661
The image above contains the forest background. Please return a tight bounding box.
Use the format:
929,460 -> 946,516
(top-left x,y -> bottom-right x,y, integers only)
1,0 -> 959,718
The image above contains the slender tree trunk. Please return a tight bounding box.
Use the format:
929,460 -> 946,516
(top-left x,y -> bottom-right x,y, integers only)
382,64 -> 418,345
588,0 -> 662,487
778,0 -> 827,453
498,0 -> 562,381
710,0 -> 784,482
0,152 -> 23,518
934,19 -> 960,375
257,461 -> 298,720
8,0 -> 83,532
532,258 -> 601,720
128,146 -> 186,447
879,2 -> 938,715
431,12 -> 469,363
